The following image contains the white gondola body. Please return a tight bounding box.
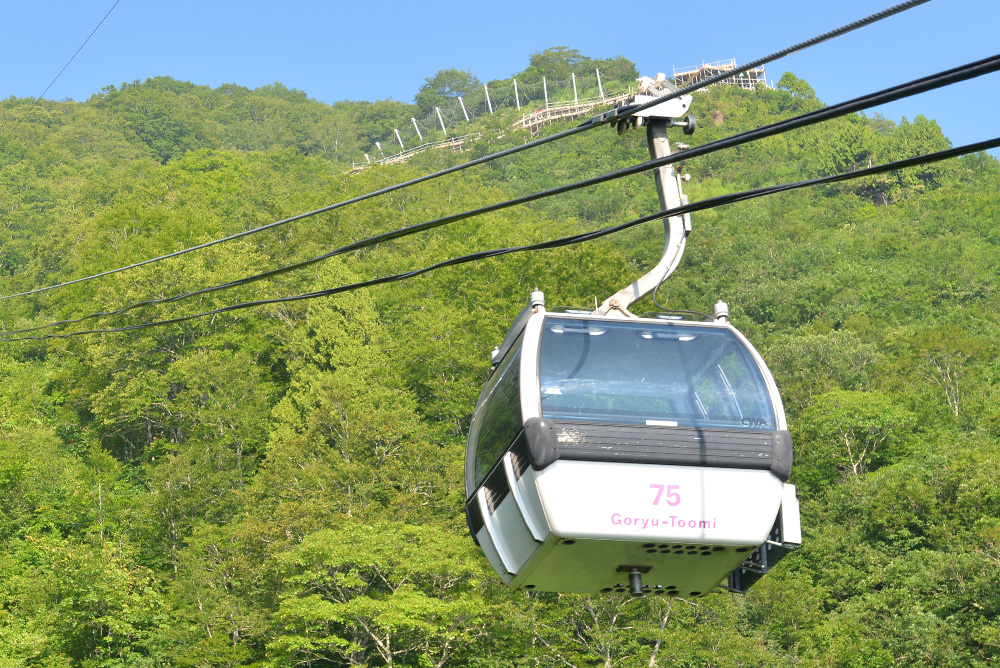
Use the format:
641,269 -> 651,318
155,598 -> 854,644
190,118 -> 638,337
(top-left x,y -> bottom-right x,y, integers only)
466,310 -> 801,596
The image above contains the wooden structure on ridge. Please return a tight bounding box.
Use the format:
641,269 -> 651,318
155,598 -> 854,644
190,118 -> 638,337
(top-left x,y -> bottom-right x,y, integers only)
673,59 -> 769,91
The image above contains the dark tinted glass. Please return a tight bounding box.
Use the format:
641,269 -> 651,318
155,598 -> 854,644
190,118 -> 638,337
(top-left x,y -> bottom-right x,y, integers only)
538,318 -> 775,430
468,336 -> 524,488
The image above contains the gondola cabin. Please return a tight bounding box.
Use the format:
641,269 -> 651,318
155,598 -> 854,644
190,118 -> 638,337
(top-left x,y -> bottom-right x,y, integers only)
465,296 -> 801,597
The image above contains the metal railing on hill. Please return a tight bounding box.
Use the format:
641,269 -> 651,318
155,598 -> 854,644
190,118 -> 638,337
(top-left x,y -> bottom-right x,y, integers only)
376,133 -> 483,165
354,69 -> 633,169
515,90 -> 633,135
350,133 -> 483,171
350,88 -> 634,171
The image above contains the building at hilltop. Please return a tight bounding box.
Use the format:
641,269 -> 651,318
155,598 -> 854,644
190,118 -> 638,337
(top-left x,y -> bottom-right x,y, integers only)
673,59 -> 769,91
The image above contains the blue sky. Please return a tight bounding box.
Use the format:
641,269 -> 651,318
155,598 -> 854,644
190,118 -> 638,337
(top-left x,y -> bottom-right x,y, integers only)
5,0 -> 998,156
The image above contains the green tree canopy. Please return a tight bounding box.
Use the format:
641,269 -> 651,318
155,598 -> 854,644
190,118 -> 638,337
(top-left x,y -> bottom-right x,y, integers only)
414,69 -> 482,115
777,71 -> 816,100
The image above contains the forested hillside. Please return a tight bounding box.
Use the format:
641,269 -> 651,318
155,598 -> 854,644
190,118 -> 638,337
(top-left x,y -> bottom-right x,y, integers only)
1,48 -> 998,666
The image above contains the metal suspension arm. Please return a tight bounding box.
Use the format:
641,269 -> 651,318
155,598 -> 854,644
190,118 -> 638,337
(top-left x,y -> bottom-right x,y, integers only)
597,84 -> 693,316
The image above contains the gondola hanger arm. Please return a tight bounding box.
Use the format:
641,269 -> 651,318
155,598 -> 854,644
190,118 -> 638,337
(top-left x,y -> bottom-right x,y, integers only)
597,76 -> 695,317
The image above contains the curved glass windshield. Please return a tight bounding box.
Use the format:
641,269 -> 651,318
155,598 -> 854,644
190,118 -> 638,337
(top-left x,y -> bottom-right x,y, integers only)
538,317 -> 775,430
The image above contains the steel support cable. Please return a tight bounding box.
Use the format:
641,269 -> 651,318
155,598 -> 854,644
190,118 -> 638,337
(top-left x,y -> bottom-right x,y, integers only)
30,0 -> 122,106
3,135 -> 996,343
3,54 -> 997,338
587,0 -> 931,124
0,0 -> 929,303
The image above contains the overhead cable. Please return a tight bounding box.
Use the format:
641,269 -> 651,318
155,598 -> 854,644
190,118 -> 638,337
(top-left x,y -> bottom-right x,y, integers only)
3,135 -> 996,343
587,0 -> 931,124
33,0 -> 122,105
3,53 -> 996,337
0,0 -> 930,302
4,52 -> 995,338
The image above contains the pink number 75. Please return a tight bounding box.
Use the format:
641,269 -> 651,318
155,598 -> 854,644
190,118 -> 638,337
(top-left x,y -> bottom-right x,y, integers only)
650,484 -> 680,506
